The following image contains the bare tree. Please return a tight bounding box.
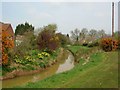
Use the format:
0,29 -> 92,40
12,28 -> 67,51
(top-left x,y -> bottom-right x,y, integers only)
71,28 -> 80,43
89,29 -> 97,38
97,29 -> 106,38
80,28 -> 88,39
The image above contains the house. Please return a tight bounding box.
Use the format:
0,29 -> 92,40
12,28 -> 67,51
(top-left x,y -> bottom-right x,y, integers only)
0,22 -> 15,47
15,31 -> 33,46
0,22 -> 15,40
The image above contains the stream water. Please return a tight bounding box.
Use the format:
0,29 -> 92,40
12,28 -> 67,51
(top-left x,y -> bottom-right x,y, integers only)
2,51 -> 75,88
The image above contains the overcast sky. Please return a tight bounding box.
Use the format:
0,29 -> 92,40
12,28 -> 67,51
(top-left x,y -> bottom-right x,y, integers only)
1,1 -> 119,35
118,2 -> 120,31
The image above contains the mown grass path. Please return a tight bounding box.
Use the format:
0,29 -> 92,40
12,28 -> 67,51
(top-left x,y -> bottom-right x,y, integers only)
18,46 -> 118,88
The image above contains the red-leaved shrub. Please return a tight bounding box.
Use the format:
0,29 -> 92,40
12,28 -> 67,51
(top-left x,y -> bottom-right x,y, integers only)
100,37 -> 118,52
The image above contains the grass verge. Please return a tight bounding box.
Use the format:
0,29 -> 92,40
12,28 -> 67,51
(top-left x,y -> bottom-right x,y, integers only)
15,46 -> 118,88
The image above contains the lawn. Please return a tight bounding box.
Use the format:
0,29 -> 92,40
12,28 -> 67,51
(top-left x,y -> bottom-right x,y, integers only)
16,46 -> 118,88
67,45 -> 89,54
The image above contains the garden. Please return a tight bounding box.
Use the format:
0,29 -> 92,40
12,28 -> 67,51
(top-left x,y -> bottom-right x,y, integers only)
2,23 -> 67,80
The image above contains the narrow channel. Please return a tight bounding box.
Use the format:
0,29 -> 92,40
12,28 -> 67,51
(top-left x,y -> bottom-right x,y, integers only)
2,50 -> 75,88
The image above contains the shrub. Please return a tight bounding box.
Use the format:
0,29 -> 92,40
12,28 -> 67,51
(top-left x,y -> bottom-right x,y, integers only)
118,39 -> 120,50
87,41 -> 99,47
37,52 -> 50,60
30,50 -> 40,55
39,62 -> 46,68
13,55 -> 35,65
118,33 -> 120,50
56,33 -> 70,47
112,39 -> 118,50
2,29 -> 14,65
100,37 -> 118,52
38,53 -> 44,59
82,43 -> 88,46
37,29 -> 60,53
41,52 -> 50,57
15,22 -> 34,36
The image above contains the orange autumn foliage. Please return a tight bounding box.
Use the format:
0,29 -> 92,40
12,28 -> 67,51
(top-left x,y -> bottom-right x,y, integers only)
100,37 -> 118,52
2,29 -> 14,65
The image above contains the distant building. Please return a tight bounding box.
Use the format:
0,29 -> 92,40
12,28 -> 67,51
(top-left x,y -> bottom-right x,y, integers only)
15,35 -> 25,46
0,22 -> 15,47
0,22 -> 15,41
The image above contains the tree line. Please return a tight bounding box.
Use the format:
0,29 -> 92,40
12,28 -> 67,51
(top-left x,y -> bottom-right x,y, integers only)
70,28 -> 106,44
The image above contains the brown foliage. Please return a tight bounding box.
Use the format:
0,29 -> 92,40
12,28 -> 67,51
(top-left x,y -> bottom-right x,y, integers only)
100,37 -> 118,52
37,30 -> 59,53
2,29 -> 14,65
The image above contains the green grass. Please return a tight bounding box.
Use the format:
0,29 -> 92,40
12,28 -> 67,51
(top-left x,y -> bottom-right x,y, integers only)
67,45 -> 86,53
17,46 -> 118,88
0,66 -> 2,76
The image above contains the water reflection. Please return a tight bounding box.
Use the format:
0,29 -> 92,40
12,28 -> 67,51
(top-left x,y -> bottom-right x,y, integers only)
56,54 -> 74,74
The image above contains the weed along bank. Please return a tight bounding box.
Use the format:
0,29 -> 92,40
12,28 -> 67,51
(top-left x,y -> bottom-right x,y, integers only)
2,49 -> 75,88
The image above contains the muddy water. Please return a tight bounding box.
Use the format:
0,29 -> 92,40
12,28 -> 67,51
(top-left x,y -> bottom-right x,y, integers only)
2,50 -> 75,88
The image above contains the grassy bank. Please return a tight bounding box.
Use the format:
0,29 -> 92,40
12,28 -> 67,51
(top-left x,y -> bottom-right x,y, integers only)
2,48 -> 62,80
16,46 -> 118,88
68,45 -> 91,53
